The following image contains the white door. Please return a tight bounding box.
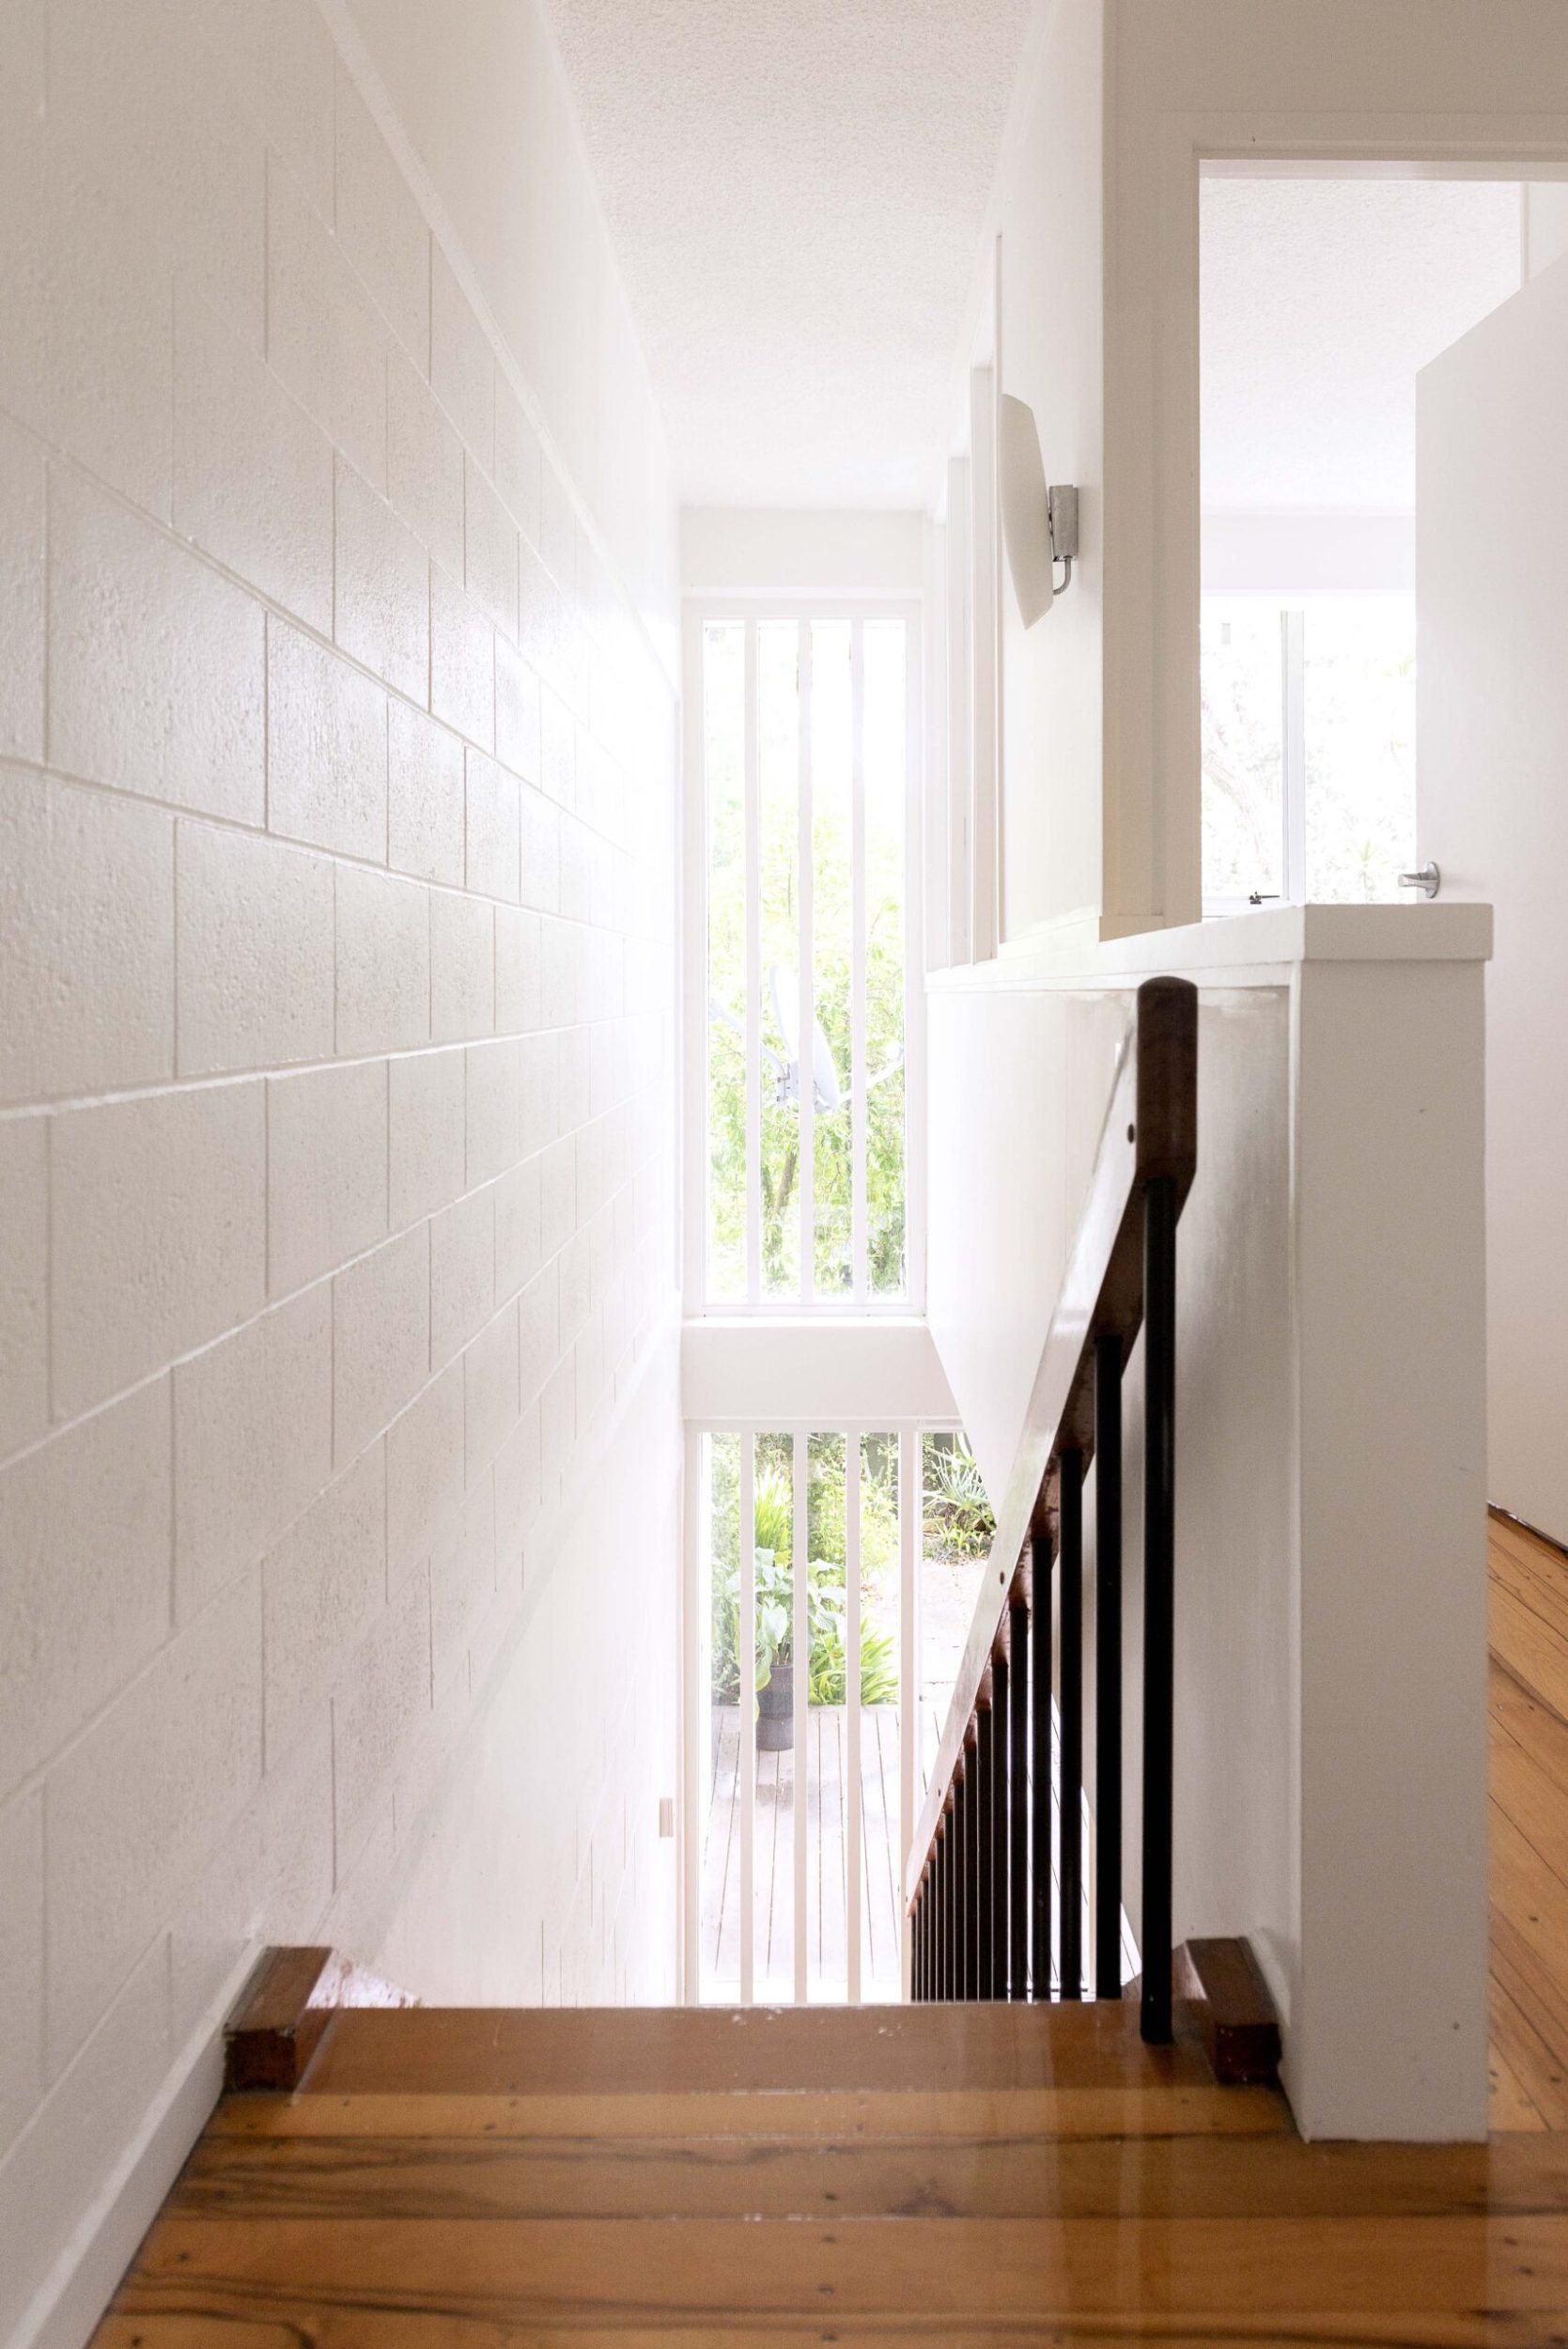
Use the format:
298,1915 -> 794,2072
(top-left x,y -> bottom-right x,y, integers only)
1418,251 -> 1568,1544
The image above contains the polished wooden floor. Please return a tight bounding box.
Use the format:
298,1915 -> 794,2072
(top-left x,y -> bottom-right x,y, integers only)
1488,1510 -> 1568,2132
92,1516 -> 1568,2346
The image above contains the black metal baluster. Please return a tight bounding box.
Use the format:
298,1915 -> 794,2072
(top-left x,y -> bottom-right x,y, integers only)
1008,1576 -> 1030,1999
1030,1531 -> 1053,1999
1058,1450 -> 1084,2001
948,1766 -> 962,2001
910,1883 -> 919,2002
963,1728 -> 980,1999
942,1792 -> 955,2000
914,1873 -> 924,2001
934,1813 -> 943,2001
1141,1174 -> 1178,2045
1094,1331 -> 1124,1999
990,1642 -> 1010,1999
975,1688 -> 994,2000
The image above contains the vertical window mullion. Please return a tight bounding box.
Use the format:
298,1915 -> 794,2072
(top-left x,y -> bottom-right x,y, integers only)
897,1423 -> 918,1999
682,1426 -> 706,2002
846,1429 -> 862,2002
797,622 -> 815,1306
1282,608 -> 1307,904
850,621 -> 867,1304
740,1432 -> 756,2005
744,621 -> 761,1303
903,614 -> 924,1311
793,1428 -> 810,2004
946,461 -> 973,967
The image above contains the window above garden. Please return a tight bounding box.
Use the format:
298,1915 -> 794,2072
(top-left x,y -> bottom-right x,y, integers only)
691,608 -> 918,1312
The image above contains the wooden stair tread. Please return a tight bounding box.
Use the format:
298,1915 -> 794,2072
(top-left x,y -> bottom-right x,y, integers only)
300,1997 -> 1205,2096
169,2125 -> 1568,2223
90,2325 -> 1563,2349
209,2079 -> 1290,2142
103,2207 -> 1568,2323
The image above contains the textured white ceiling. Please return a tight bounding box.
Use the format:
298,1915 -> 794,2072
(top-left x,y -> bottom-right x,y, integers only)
1201,177 -> 1524,515
543,0 -> 1032,507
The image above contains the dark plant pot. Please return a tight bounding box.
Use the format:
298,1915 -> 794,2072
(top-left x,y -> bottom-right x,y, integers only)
756,1659 -> 794,1751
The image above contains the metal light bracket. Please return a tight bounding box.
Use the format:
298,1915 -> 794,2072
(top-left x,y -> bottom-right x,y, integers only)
1047,484 -> 1079,597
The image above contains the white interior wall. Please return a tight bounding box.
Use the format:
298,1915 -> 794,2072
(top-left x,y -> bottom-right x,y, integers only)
946,0 -> 1104,945
1525,181 -> 1568,277
335,0 -> 679,677
1200,176 -> 1523,599
1419,250 -> 1568,1548
680,507 -> 925,599
0,3 -> 681,2341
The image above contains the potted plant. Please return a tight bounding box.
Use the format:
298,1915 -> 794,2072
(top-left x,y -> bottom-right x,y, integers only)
709,1461 -> 903,1751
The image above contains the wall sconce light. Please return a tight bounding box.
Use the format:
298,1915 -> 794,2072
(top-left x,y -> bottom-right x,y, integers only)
999,392 -> 1079,627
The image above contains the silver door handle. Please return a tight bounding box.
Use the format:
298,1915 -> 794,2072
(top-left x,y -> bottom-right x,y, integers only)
1398,863 -> 1441,899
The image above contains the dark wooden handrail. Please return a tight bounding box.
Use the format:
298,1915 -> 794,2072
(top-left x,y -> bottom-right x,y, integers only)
907,975 -> 1198,2033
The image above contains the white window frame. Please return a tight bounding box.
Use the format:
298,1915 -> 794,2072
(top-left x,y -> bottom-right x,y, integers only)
1200,598 -> 1308,918
682,599 -> 926,1319
1200,591 -> 1418,916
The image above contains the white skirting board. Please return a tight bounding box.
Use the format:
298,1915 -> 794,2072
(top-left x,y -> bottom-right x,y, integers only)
13,1947 -> 259,2349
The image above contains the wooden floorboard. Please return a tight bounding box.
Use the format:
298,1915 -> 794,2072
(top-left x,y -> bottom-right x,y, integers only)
96,2209 -> 1568,2323
1490,1512 -> 1568,2137
172,2127 -> 1568,2222
86,2321 -> 1568,2349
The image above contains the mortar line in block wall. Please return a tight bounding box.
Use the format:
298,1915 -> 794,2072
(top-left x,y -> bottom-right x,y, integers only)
0,976 -> 638,1122
313,0 -> 675,696
0,749 -> 644,922
24,427 -> 661,775
0,1124 -> 655,1505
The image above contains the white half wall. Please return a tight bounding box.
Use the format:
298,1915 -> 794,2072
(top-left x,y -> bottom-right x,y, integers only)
0,2 -> 681,2341
926,905 -> 1491,2137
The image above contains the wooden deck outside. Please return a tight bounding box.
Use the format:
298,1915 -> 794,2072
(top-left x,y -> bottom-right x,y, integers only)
702,1697 -> 1135,2003
702,1703 -> 905,1998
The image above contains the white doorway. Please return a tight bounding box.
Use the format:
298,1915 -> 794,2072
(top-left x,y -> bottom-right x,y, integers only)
1419,241 -> 1568,1546
1197,173 -> 1567,915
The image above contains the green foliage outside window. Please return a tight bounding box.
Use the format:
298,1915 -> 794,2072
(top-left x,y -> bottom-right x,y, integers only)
706,1433 -> 996,1710
706,620 -> 907,1299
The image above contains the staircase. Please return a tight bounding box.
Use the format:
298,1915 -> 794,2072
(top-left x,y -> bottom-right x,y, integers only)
95,1953 -> 1296,2341
88,1948 -> 1568,2341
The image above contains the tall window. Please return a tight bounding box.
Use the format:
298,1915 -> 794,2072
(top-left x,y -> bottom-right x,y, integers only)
1201,593 -> 1416,910
692,609 -> 918,1310
690,1423 -> 993,2005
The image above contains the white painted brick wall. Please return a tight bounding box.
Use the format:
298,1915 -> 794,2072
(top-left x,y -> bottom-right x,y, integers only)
0,2 -> 680,2335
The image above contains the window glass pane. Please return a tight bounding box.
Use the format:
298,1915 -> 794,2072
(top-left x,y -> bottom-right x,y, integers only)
702,1430 -> 741,1996
702,614 -> 910,1307
919,1433 -> 995,1795
863,625 -> 908,1296
751,1434 -> 795,1999
805,1432 -> 847,1995
757,626 -> 801,1297
859,1431 -> 903,1999
1303,595 -> 1416,902
1201,597 -> 1283,902
811,624 -> 853,1297
704,627 -> 745,1299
